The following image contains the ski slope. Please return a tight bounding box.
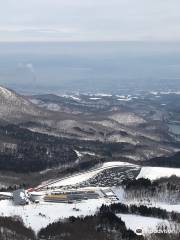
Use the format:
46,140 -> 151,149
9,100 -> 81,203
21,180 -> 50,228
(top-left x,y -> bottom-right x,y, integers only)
137,167 -> 180,181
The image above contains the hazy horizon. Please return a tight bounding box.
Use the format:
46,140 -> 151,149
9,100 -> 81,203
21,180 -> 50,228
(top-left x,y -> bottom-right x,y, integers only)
0,41 -> 179,94
0,0 -> 180,94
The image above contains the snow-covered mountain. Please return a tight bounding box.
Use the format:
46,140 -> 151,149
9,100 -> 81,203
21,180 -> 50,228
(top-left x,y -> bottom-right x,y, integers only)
0,86 -> 177,163
0,86 -> 47,123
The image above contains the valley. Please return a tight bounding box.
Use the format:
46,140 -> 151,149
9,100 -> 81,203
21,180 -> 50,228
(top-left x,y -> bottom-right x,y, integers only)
0,86 -> 180,239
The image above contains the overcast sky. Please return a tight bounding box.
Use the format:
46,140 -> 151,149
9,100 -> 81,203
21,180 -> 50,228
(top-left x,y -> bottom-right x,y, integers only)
0,0 -> 179,42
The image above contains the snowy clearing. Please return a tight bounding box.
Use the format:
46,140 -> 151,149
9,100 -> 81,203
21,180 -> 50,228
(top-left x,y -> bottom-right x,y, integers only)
89,97 -> 102,100
0,198 -> 107,233
94,93 -> 112,97
0,192 -> 12,197
123,199 -> 180,215
137,167 -> 180,180
74,150 -> 96,158
148,202 -> 180,214
117,98 -> 132,101
117,214 -> 178,235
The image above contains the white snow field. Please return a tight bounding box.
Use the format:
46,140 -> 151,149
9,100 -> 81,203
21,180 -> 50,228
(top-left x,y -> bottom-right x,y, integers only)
89,97 -> 102,100
0,198 -> 107,233
43,162 -> 138,188
151,203 -> 180,214
113,187 -> 125,202
117,214 -> 178,235
137,167 -> 180,181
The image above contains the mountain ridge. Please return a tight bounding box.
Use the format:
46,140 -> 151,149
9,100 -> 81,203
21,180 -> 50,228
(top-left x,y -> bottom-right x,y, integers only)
0,85 -> 49,123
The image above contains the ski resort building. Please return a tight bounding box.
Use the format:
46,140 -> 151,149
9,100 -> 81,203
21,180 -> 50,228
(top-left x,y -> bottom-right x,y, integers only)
44,190 -> 99,203
13,189 -> 29,205
29,192 -> 43,203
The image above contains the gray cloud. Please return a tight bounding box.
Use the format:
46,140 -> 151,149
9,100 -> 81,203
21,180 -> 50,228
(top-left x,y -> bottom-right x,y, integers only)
0,0 -> 179,41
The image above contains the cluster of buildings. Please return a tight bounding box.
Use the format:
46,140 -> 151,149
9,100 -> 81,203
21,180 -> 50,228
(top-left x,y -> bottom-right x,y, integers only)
11,188 -> 101,205
0,187 -> 118,206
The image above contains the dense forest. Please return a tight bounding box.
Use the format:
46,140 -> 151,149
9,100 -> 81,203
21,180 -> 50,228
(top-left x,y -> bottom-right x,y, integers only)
122,177 -> 180,204
144,152 -> 180,168
0,124 -> 77,173
100,202 -> 180,225
100,203 -> 168,220
38,211 -> 140,240
0,124 -> 134,173
0,216 -> 35,240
